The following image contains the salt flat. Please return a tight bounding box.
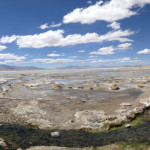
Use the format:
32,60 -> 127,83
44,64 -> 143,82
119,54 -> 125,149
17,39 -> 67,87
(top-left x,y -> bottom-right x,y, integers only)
0,67 -> 150,131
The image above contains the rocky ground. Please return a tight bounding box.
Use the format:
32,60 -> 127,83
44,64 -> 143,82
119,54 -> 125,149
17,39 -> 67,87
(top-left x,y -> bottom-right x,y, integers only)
0,67 -> 150,149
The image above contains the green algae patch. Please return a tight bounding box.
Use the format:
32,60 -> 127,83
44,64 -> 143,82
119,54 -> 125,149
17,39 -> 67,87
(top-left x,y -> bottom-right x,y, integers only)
119,142 -> 150,150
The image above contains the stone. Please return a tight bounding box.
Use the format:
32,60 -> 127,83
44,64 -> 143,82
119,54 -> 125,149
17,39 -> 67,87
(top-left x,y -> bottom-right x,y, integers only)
140,100 -> 150,107
75,110 -> 106,124
54,83 -> 64,88
0,138 -> 6,147
96,83 -> 99,86
137,84 -> 144,88
80,125 -> 93,130
37,98 -> 43,101
102,78 -> 107,81
106,115 -> 117,121
78,85 -> 84,89
51,131 -> 60,138
20,74 -> 26,76
68,86 -> 72,89
81,99 -> 86,103
110,84 -> 119,90
66,96 -> 78,100
1,86 -> 10,92
120,103 -> 132,107
125,124 -> 132,128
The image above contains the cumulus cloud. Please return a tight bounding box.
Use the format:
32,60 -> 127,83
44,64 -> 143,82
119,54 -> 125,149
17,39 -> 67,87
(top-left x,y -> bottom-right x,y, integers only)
39,23 -> 49,30
47,53 -> 64,57
0,45 -> 7,51
90,43 -> 132,55
63,0 -> 150,24
90,57 -> 140,63
107,22 -> 120,30
0,29 -> 134,48
0,35 -> 19,44
32,58 -> 75,64
90,46 -> 115,55
137,49 -> 150,54
117,43 -> 132,50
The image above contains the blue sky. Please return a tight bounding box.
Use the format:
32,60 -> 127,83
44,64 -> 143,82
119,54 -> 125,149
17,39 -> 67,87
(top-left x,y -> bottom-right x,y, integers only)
0,0 -> 150,68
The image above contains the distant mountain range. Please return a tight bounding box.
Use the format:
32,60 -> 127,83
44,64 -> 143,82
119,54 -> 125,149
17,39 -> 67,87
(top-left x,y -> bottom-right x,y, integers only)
0,64 -> 149,71
0,65 -> 42,70
58,65 -> 150,69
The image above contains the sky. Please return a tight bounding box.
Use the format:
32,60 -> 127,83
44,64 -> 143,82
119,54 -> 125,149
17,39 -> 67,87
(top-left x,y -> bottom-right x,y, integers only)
0,0 -> 150,68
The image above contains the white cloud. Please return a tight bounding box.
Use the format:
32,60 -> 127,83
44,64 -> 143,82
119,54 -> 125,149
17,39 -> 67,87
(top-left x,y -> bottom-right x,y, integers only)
87,0 -> 92,4
3,60 -> 21,64
78,50 -> 85,53
117,43 -> 132,50
32,58 -> 75,64
137,49 -> 150,54
39,23 -> 49,30
89,55 -> 97,58
90,43 -> 132,55
0,45 -> 7,51
90,57 -> 140,63
39,22 -> 62,30
63,0 -> 150,24
0,53 -> 26,63
50,22 -> 62,28
68,56 -> 78,59
16,30 -> 64,48
0,35 -> 19,43
107,22 -> 120,30
90,46 -> 115,55
0,29 -> 134,48
47,53 -> 64,57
